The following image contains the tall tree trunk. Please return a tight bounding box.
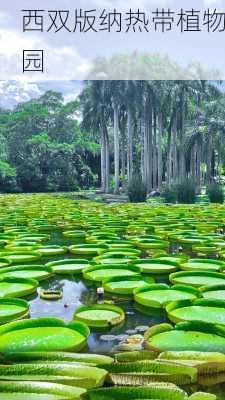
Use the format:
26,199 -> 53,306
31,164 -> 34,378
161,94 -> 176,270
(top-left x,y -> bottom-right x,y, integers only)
143,96 -> 153,192
127,106 -> 133,182
104,126 -> 110,193
113,103 -> 120,194
121,130 -> 126,186
100,127 -> 106,192
157,113 -> 163,189
152,109 -> 157,189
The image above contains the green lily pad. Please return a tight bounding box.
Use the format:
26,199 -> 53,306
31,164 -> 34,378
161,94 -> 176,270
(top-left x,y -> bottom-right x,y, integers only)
0,251 -> 42,264
46,259 -> 89,274
201,284 -> 225,300
145,321 -> 225,353
167,299 -> 225,326
0,381 -> 86,400
155,254 -> 189,264
0,277 -> 38,298
74,304 -> 125,328
69,244 -> 108,257
134,284 -> 199,309
170,271 -> 225,288
85,383 -> 188,400
63,230 -> 86,238
0,298 -> 29,324
0,362 -> 107,389
103,275 -> 154,295
181,259 -> 225,272
0,318 -> 90,353
133,259 -> 179,275
83,264 -> 140,282
0,265 -> 52,281
7,351 -> 113,366
37,246 -> 67,257
0,258 -> 11,268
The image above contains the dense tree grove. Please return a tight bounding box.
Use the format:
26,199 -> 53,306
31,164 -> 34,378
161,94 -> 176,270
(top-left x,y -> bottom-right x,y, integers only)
0,91 -> 99,193
1,81 -> 225,194
81,80 -> 225,194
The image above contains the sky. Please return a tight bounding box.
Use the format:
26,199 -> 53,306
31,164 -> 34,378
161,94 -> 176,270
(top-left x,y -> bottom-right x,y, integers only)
0,0 -> 225,81
0,80 -> 84,109
0,0 -> 225,108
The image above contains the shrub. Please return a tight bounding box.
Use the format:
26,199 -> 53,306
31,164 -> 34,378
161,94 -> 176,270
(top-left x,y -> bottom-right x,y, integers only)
162,185 -> 177,203
207,183 -> 224,204
127,175 -> 147,203
176,178 -> 197,204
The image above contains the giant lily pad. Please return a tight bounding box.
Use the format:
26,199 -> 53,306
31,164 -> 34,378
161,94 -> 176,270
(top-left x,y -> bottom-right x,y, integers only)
105,359 -> 197,385
180,259 -> 225,272
145,321 -> 225,353
0,277 -> 38,298
74,304 -> 125,328
7,351 -> 113,366
133,259 -> 179,275
0,318 -> 90,353
0,362 -> 107,389
36,245 -> 67,257
0,381 -> 86,400
83,264 -> 140,282
103,275 -> 154,295
0,265 -> 52,281
170,271 -> 225,288
134,284 -> 199,309
46,259 -> 89,274
85,383 -> 188,400
69,244 -> 108,257
167,299 -> 225,326
0,258 -> 11,269
200,284 -> 225,300
0,298 -> 29,324
0,251 -> 42,264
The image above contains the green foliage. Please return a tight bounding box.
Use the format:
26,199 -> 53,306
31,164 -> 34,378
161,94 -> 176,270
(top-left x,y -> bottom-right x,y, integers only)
127,175 -> 147,203
0,91 -> 100,193
207,183 -> 224,204
176,179 -> 197,204
0,161 -> 18,193
162,185 -> 177,204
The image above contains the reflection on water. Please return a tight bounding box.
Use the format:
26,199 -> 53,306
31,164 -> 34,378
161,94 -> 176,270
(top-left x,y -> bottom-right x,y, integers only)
29,275 -> 166,354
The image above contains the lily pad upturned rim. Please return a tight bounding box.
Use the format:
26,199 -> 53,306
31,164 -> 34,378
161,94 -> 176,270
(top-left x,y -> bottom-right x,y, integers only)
134,284 -> 199,309
170,270 -> 225,287
0,258 -> 11,268
46,258 -> 89,274
69,244 -> 108,256
133,258 -> 180,275
83,264 -> 140,282
37,245 -> 68,256
0,298 -> 29,324
144,321 -> 225,353
166,298 -> 225,325
40,289 -> 63,300
0,265 -> 53,281
0,317 -> 90,353
103,275 -> 155,295
74,304 -> 125,328
180,258 -> 225,272
0,251 -> 42,264
0,276 -> 38,298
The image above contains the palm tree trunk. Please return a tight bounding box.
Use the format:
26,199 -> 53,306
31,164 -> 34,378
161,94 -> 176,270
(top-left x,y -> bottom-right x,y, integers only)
100,127 -> 106,192
127,106 -> 133,182
113,103 -> 120,194
104,126 -> 110,193
157,114 -> 163,189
